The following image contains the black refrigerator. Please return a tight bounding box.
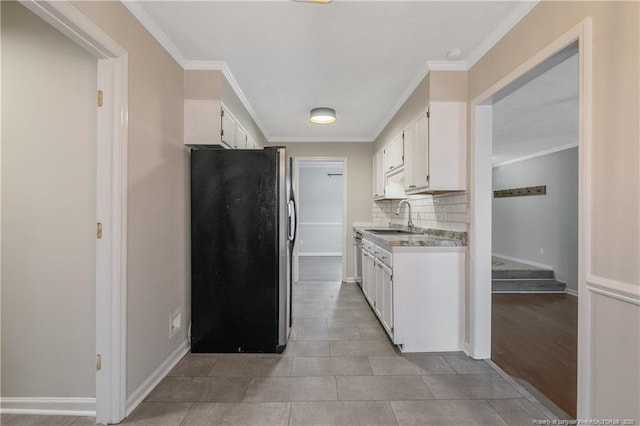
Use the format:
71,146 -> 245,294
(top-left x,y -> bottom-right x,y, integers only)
190,147 -> 296,353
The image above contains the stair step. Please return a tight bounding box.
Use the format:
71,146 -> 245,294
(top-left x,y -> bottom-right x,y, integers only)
492,269 -> 554,280
492,279 -> 566,293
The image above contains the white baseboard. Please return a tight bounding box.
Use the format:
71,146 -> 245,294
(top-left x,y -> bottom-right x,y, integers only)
344,277 -> 357,284
492,252 -> 554,271
565,288 -> 579,297
0,397 -> 96,416
298,252 -> 342,257
126,339 -> 190,416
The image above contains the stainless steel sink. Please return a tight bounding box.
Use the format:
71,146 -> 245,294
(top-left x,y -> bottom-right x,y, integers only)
365,229 -> 422,235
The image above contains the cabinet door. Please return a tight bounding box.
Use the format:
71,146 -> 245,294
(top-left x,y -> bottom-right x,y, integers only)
373,150 -> 385,199
412,111 -> 429,190
387,134 -> 403,172
221,109 -> 237,148
374,260 -> 384,318
403,120 -> 416,190
381,264 -> 393,336
362,251 -> 373,305
236,127 -> 247,149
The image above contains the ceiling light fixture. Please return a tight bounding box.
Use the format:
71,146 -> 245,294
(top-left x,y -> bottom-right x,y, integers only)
447,48 -> 463,61
309,107 -> 337,124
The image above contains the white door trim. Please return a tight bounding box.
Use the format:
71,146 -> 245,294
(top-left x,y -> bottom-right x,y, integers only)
293,157 -> 348,283
468,18 -> 592,418
19,1 -> 129,424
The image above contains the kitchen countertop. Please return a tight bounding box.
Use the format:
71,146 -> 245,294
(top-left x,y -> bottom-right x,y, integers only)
354,223 -> 467,249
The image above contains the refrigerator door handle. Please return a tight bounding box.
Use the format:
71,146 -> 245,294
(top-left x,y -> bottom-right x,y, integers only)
288,199 -> 298,243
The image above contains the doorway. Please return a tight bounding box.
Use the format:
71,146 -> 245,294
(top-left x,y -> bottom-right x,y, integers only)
1,1 -> 128,423
294,159 -> 346,283
490,49 -> 579,418
469,21 -> 592,420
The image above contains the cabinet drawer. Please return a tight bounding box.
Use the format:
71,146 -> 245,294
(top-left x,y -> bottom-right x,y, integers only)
377,247 -> 392,268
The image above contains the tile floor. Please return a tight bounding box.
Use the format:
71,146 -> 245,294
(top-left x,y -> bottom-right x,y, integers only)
2,280 -> 557,425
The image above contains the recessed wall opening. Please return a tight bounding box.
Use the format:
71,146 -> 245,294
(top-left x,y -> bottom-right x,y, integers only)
296,160 -> 345,283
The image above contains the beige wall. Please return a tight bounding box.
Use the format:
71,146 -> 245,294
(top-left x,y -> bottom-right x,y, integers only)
71,1 -> 189,398
184,70 -> 222,100
468,0 -> 639,419
270,142 -> 373,278
1,2 -> 96,397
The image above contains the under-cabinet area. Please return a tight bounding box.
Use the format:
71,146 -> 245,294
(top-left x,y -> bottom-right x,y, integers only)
355,225 -> 466,353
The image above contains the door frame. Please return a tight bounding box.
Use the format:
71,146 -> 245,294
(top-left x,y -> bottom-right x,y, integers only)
19,1 -> 129,423
468,19 -> 592,417
293,157 -> 348,283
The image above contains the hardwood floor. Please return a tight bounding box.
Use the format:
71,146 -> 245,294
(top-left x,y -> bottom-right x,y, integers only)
492,293 -> 578,418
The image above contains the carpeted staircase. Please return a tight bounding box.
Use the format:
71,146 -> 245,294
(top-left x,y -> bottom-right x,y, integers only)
492,256 -> 566,293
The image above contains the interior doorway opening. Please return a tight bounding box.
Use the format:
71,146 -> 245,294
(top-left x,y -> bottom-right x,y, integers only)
490,46 -> 579,419
295,160 -> 345,283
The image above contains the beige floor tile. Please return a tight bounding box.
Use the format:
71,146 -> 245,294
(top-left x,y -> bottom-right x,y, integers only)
328,316 -> 380,329
336,375 -> 433,401
292,327 -> 361,342
391,400 -> 508,425
120,402 -> 192,425
207,356 -> 292,377
290,318 -> 328,330
197,377 -> 253,402
169,355 -> 218,377
70,417 -> 97,426
330,340 -> 397,357
291,356 -> 373,376
358,327 -> 390,340
283,341 -> 331,357
488,398 -> 550,425
369,355 -> 454,375
290,401 -> 398,426
243,376 -> 338,402
442,353 -> 495,374
0,414 -> 80,426
422,374 -> 523,400
180,402 -> 290,426
145,376 -> 209,402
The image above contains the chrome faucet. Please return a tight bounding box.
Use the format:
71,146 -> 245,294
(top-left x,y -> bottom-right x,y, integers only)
396,200 -> 414,230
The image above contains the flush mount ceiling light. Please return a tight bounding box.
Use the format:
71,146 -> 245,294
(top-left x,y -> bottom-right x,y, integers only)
309,107 -> 337,124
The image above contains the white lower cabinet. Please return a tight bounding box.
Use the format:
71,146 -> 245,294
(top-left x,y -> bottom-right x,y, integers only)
361,238 -> 465,353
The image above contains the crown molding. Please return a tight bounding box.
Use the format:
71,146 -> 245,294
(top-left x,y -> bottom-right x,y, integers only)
465,0 -> 540,69
492,142 -> 578,168
123,0 -> 540,144
426,60 -> 468,71
370,61 -> 431,143
122,1 -> 186,67
269,137 -> 373,143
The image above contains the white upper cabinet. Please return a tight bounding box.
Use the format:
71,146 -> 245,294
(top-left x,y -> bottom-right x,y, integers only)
404,102 -> 466,193
235,126 -> 248,149
185,99 -> 260,150
386,132 -> 404,172
373,150 -> 384,199
220,107 -> 237,148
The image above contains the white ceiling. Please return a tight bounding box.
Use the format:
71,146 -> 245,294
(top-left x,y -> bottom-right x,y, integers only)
125,0 -> 535,142
492,53 -> 579,166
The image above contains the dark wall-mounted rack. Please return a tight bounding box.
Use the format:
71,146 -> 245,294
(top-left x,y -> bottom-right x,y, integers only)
494,185 -> 546,198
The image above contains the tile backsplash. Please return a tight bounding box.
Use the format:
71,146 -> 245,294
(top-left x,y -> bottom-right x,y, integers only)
372,192 -> 469,232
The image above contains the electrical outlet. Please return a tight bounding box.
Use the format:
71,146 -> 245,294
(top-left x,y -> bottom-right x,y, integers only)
539,248 -> 544,255
169,309 -> 181,338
